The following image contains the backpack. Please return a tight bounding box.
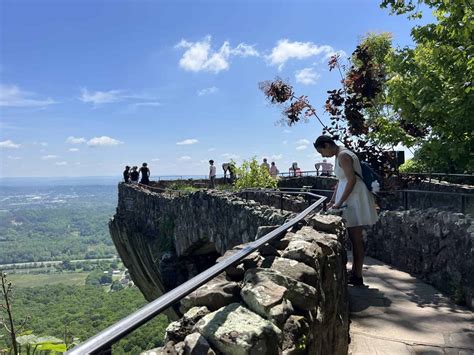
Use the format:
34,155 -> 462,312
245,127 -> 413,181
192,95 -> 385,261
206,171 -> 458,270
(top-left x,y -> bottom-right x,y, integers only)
355,161 -> 381,193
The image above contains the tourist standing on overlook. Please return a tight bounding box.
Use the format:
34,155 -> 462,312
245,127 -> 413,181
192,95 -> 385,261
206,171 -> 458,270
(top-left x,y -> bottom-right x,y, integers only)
270,162 -> 279,178
315,159 -> 334,176
123,166 -> 130,183
261,158 -> 270,172
209,160 -> 216,188
139,163 -> 150,185
130,166 -> 139,184
313,135 -> 378,286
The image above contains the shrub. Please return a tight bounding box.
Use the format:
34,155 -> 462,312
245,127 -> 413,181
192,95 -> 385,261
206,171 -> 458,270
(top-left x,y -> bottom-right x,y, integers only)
234,157 -> 278,189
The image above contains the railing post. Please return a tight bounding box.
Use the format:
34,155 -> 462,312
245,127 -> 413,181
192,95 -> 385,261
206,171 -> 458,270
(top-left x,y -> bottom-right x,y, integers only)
280,194 -> 283,212
461,195 -> 466,214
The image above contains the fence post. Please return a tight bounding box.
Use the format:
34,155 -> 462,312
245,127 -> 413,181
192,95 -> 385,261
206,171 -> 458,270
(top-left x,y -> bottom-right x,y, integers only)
280,194 -> 283,212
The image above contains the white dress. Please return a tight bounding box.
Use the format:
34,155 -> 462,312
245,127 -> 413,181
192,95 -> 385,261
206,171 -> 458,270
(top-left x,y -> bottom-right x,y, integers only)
334,149 -> 378,227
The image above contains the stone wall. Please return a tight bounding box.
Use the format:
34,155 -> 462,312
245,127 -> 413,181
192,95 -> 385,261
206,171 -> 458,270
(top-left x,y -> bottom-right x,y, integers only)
277,175 -> 473,213
378,178 -> 474,213
110,183 -> 349,353
109,184 -> 295,319
151,174 -> 473,213
277,176 -> 337,191
367,209 -> 474,309
145,216 -> 349,355
236,191 -> 312,213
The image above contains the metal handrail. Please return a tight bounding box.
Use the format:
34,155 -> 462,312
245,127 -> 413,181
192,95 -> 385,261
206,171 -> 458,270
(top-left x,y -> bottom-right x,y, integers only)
66,189 -> 326,355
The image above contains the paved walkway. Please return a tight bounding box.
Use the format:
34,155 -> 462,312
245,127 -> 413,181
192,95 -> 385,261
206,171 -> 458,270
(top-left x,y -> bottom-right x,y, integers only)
348,256 -> 474,355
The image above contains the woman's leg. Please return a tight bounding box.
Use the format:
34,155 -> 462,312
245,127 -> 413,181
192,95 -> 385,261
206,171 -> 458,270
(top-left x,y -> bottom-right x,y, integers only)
348,226 -> 364,278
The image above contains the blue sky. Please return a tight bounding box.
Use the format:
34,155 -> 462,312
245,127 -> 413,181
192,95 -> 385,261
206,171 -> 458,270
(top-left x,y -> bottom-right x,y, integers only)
0,0 -> 431,178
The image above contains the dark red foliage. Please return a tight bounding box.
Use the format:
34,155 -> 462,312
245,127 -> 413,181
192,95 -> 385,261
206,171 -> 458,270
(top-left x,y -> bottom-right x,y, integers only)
259,79 -> 293,104
399,119 -> 428,138
328,54 -> 340,71
259,42 -> 395,177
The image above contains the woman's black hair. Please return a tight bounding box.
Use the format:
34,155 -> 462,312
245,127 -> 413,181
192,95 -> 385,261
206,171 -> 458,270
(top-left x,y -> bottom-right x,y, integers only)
313,135 -> 337,149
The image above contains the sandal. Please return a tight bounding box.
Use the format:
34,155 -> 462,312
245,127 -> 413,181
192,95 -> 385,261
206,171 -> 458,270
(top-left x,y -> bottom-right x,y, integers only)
348,274 -> 364,286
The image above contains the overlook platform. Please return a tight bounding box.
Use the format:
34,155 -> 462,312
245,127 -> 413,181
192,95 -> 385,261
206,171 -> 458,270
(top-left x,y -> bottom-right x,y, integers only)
348,256 -> 474,355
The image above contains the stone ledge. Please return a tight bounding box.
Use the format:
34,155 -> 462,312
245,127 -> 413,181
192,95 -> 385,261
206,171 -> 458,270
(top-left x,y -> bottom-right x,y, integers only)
148,224 -> 349,355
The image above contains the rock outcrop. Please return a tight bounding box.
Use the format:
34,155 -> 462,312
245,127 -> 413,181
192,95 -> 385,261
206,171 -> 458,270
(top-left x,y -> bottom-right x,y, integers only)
110,184 -> 349,353
156,222 -> 349,355
109,184 -> 294,318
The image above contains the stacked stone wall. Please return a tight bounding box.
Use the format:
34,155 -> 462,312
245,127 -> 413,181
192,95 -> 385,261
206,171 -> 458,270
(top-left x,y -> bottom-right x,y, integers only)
367,209 -> 474,309
109,184 -> 294,317
110,184 -> 349,353
146,216 -> 349,355
236,191 -> 311,213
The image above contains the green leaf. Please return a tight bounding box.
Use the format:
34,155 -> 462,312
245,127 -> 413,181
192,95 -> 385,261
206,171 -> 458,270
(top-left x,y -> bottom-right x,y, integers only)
37,342 -> 68,352
16,334 -> 39,346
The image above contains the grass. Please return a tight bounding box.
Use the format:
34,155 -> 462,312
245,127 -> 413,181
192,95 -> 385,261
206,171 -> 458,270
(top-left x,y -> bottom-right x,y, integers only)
7,271 -> 89,288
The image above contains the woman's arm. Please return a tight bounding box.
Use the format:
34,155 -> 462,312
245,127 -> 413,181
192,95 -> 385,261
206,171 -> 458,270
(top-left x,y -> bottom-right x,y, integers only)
334,154 -> 356,208
328,182 -> 338,208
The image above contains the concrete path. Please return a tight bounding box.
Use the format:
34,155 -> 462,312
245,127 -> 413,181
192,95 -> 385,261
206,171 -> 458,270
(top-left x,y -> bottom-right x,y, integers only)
348,256 -> 474,355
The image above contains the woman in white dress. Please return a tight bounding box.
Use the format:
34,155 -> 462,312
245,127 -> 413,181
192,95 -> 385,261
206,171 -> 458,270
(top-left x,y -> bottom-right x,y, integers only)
313,135 -> 378,285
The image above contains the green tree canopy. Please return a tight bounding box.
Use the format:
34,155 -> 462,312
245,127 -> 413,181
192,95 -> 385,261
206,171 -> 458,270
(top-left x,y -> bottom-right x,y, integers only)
381,0 -> 473,172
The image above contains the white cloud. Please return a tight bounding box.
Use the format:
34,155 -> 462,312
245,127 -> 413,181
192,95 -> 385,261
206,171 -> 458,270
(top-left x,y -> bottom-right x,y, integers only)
271,154 -> 283,160
296,139 -> 310,145
42,155 -> 58,160
230,43 -> 259,57
295,68 -> 321,85
79,88 -> 161,108
80,88 -> 121,105
133,102 -> 162,107
175,35 -> 258,74
296,145 -> 308,150
151,158 -> 160,162
197,86 -> 218,96
208,147 -> 216,152
176,139 -> 198,145
7,156 -> 21,160
87,136 -> 123,147
66,136 -> 86,144
68,148 -> 79,152
55,161 -> 68,166
179,156 -> 192,161
266,39 -> 336,70
0,84 -> 57,107
282,140 -> 288,145
0,140 -> 21,149
283,129 -> 292,134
